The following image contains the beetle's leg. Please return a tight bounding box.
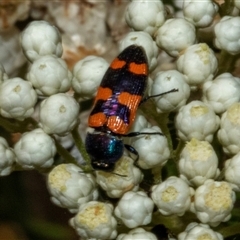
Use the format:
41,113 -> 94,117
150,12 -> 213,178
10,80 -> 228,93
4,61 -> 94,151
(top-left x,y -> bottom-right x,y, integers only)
121,131 -> 164,137
124,144 -> 139,166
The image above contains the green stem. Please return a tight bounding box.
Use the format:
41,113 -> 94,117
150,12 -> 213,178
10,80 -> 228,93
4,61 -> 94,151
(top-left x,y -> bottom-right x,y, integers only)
173,139 -> 185,162
217,50 -> 240,76
157,112 -> 173,153
151,211 -> 196,235
218,223 -> 240,238
219,0 -> 235,16
0,116 -> 39,133
140,100 -> 173,154
73,92 -> 81,102
151,165 -> 162,184
71,127 -> 92,172
0,116 -> 23,132
25,117 -> 39,129
53,137 -> 76,164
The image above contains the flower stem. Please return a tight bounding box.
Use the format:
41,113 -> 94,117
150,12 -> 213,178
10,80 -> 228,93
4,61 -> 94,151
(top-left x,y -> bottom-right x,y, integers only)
53,137 -> 76,164
217,50 -> 240,76
173,139 -> 185,162
71,127 -> 92,172
152,165 -> 162,184
140,100 -> 173,154
218,223 -> 240,238
0,116 -> 23,133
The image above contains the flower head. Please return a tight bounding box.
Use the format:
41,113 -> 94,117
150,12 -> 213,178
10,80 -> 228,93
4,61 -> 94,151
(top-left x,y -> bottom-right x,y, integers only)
191,180 -> 235,226
14,128 -> 56,169
47,164 -> 98,213
70,201 -> 117,239
114,191 -> 154,228
20,20 -> 63,62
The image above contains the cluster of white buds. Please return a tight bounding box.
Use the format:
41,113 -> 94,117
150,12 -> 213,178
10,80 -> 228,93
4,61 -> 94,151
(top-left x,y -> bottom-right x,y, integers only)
176,43 -> 218,87
125,0 -> 165,36
202,73 -> 240,114
214,16 -> 240,55
69,201 -> 118,239
1,0 -> 240,239
191,180 -> 235,227
151,176 -> 194,216
119,31 -> 159,71
0,137 -> 16,176
175,100 -> 220,142
14,128 -> 56,169
179,138 -> 220,187
0,77 -> 37,120
117,228 -> 158,240
114,191 -> 154,228
72,56 -> 109,99
151,70 -> 190,112
47,164 -> 98,213
178,222 -> 223,240
95,156 -> 143,198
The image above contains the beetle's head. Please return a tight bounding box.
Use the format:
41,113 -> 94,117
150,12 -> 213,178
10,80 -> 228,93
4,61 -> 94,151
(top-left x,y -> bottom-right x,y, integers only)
85,132 -> 124,171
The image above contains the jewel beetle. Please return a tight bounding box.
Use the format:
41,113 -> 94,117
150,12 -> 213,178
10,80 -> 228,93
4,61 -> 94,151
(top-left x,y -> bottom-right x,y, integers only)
85,45 -> 177,171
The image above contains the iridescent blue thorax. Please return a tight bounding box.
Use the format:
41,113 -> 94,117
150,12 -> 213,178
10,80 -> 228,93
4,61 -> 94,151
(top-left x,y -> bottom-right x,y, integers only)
85,132 -> 124,171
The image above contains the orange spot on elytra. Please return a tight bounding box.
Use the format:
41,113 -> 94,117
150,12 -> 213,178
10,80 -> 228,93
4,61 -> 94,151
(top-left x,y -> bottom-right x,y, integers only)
118,92 -> 142,106
94,87 -> 112,103
117,92 -> 142,132
88,112 -> 107,127
110,58 -> 126,69
107,116 -> 129,134
129,62 -> 148,75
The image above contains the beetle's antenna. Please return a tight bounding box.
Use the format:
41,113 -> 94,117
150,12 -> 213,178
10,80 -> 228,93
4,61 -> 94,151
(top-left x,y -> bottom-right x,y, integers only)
79,170 -> 127,177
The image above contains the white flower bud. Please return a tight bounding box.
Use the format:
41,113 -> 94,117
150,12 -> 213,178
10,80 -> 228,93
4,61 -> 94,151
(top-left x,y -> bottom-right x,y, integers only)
131,126 -> 170,169
176,43 -> 218,86
27,56 -> 72,96
114,191 -> 154,228
178,222 -> 223,240
124,111 -> 151,147
54,133 -> 74,149
0,77 -> 37,120
183,0 -> 218,27
72,56 -> 109,98
217,103 -> 240,155
175,100 -> 220,142
0,137 -> 16,176
39,93 -> 80,135
174,0 -> 184,9
70,201 -> 117,239
214,16 -> 240,55
119,31 -> 158,71
0,63 -> 8,83
156,18 -> 196,57
125,0 -> 165,36
234,0 -> 240,10
151,176 -> 194,216
129,110 -> 151,133
96,156 -> 143,198
202,73 -> 240,114
151,70 -> 190,113
14,128 -> 56,169
224,152 -> 240,191
20,20 -> 63,62
117,228 -> 157,240
191,180 -> 235,227
47,164 -> 98,213
179,138 -> 220,187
